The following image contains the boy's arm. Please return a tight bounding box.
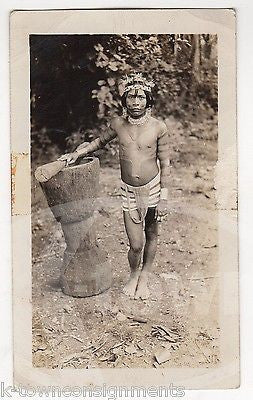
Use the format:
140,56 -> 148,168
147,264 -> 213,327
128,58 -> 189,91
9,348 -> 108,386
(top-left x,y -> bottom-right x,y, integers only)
157,122 -> 170,199
75,121 -> 117,157
58,120 -> 118,164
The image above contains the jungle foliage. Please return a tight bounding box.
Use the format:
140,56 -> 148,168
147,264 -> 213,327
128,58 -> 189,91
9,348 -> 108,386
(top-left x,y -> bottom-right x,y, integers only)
30,34 -> 217,162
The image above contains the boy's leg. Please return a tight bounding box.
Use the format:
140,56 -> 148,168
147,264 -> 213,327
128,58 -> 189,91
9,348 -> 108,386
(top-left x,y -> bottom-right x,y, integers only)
122,210 -> 144,298
135,207 -> 158,299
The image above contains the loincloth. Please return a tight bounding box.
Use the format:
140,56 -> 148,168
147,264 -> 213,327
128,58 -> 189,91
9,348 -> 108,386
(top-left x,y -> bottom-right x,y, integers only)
121,173 -> 161,223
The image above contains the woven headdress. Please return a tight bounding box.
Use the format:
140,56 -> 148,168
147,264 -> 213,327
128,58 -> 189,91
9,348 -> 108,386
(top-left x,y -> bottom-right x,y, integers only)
119,73 -> 155,96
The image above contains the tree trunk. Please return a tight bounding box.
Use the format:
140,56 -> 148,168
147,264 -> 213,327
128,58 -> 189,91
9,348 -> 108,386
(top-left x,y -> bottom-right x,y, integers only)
192,35 -> 201,82
210,35 -> 218,61
40,157 -> 112,297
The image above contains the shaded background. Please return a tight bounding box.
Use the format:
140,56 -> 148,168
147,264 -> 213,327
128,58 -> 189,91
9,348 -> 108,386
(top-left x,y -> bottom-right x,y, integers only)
30,34 -> 218,166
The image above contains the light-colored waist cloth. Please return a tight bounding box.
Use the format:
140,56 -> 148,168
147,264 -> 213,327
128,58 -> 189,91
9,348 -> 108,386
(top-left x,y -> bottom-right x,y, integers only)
121,173 -> 161,223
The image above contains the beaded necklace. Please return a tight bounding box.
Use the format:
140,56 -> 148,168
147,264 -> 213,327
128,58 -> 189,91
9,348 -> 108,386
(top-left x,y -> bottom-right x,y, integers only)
124,108 -> 151,126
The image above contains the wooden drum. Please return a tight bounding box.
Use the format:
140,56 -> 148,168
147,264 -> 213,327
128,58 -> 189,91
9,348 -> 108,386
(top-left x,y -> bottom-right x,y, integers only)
40,157 -> 112,297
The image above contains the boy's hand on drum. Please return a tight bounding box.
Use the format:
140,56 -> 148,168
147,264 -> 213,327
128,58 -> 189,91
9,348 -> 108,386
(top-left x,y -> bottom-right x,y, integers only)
58,142 -> 91,165
58,152 -> 79,165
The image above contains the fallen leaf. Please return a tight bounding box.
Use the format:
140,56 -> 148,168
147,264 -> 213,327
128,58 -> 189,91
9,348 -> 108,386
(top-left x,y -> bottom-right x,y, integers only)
125,344 -> 137,354
110,305 -> 119,314
128,315 -> 148,323
160,273 -> 179,281
36,344 -> 48,351
107,353 -> 117,362
63,304 -> 72,313
116,312 -> 127,322
203,244 -> 217,249
154,348 -> 171,364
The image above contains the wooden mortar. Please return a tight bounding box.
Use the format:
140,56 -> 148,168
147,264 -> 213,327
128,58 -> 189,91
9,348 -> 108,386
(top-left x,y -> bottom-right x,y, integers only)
39,157 -> 112,297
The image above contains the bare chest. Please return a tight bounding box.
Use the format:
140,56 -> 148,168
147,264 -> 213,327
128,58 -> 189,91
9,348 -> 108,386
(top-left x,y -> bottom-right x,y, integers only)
117,124 -> 158,150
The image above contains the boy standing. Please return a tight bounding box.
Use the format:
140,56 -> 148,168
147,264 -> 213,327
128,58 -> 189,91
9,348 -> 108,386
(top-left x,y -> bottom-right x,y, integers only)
59,73 -> 170,300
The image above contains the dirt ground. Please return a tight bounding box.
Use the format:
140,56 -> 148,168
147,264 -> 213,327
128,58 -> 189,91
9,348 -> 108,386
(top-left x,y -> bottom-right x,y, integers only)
32,118 -> 220,369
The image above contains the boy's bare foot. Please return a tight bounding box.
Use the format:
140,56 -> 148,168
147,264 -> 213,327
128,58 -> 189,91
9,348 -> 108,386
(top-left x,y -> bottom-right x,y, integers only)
123,271 -> 140,298
134,271 -> 150,300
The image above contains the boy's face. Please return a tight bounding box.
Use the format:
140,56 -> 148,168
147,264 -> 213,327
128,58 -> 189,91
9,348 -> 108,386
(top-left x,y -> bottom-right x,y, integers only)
125,88 -> 147,118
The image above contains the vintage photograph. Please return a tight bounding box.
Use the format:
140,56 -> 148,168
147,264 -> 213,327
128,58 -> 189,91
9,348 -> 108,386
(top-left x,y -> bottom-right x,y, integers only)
31,33 -> 220,368
11,9 -> 238,388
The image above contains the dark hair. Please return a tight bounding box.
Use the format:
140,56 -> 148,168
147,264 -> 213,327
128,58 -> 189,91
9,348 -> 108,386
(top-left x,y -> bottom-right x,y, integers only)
121,90 -> 154,108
